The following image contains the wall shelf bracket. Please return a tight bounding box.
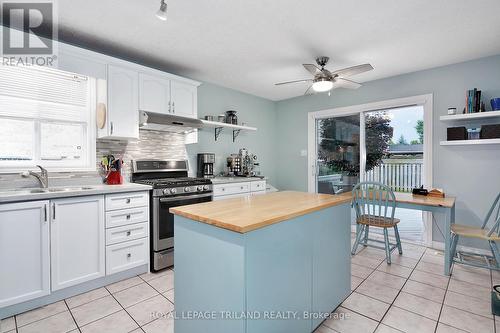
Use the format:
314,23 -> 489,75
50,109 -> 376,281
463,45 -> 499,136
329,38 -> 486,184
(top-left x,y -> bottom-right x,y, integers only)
233,129 -> 241,142
214,127 -> 223,141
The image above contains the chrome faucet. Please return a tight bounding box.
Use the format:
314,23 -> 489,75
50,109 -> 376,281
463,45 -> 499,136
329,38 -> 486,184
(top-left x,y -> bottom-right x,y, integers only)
22,165 -> 49,188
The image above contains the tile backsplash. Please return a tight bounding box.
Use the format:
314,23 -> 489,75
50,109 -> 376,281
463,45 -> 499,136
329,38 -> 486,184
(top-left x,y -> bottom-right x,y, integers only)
97,130 -> 188,181
0,130 -> 188,188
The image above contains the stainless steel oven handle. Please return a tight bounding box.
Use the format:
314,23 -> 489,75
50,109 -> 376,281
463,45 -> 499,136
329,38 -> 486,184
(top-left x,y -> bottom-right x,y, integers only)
159,193 -> 213,202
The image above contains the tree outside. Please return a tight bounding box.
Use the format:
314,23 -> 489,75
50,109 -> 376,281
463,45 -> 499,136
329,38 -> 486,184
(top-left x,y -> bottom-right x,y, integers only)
318,112 -> 393,176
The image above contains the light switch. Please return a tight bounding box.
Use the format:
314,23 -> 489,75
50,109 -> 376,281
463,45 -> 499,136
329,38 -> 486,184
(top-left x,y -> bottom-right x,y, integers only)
300,149 -> 307,157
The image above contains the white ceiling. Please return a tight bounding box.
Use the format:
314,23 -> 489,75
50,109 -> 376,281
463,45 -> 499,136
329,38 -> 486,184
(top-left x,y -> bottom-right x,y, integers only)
57,0 -> 500,101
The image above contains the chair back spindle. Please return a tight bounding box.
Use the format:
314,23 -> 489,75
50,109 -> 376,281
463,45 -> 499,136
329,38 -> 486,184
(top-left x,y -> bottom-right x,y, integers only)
352,182 -> 396,226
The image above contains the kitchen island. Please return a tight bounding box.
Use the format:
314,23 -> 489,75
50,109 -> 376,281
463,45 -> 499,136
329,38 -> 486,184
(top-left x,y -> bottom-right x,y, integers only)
170,191 -> 352,333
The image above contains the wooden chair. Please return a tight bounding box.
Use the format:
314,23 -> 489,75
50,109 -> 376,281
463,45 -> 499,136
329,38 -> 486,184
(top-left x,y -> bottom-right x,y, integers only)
351,181 -> 402,264
450,192 -> 500,270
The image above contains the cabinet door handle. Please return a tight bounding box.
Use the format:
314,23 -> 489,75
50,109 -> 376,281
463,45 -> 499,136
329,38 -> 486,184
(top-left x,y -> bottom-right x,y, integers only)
126,214 -> 131,220
168,101 -> 171,113
125,198 -> 131,204
110,121 -> 114,135
52,203 -> 56,220
126,231 -> 131,236
44,204 -> 47,222
127,253 -> 132,258
172,101 -> 175,113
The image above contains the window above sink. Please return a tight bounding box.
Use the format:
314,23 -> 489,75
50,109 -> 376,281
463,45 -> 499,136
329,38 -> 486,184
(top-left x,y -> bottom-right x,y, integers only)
0,65 -> 96,173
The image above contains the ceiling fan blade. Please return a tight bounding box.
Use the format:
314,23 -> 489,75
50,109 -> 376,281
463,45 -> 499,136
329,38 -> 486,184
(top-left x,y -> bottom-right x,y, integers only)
331,63 -> 373,78
275,79 -> 312,86
303,64 -> 322,76
335,78 -> 362,89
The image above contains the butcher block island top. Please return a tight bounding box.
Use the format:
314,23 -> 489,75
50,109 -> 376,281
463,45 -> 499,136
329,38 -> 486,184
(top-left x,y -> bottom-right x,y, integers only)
170,190 -> 352,233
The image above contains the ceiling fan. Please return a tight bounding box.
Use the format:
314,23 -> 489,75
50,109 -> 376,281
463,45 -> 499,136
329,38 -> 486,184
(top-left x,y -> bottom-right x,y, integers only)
275,56 -> 373,94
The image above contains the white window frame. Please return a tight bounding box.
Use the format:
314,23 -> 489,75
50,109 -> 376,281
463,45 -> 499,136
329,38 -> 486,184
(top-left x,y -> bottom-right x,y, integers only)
0,77 -> 96,173
307,94 -> 433,246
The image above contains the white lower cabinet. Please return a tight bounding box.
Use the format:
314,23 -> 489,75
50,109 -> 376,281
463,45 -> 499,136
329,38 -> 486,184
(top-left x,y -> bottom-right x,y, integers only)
106,238 -> 148,275
105,191 -> 149,275
0,191 -> 150,310
50,196 -> 105,291
213,180 -> 267,200
213,183 -> 251,196
0,201 -> 50,307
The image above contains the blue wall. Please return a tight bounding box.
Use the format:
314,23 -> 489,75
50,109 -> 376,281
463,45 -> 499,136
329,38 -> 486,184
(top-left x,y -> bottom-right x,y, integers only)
187,82 -> 277,184
275,55 -> 500,243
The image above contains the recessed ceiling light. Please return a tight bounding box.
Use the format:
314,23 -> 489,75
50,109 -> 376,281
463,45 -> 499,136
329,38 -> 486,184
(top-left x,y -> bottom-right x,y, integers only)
156,0 -> 167,21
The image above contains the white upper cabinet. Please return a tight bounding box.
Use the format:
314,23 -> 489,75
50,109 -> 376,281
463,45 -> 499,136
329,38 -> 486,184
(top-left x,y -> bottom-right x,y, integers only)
104,65 -> 140,139
57,41 -> 200,140
50,196 -> 105,291
170,80 -> 197,118
0,201 -> 50,307
139,73 -> 171,114
139,73 -> 198,119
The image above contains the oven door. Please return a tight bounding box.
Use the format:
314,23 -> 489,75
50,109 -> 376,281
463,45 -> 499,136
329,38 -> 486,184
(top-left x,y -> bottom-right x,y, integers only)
152,192 -> 212,251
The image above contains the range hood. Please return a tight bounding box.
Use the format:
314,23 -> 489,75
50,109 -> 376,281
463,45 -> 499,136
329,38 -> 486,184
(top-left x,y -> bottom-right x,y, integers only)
139,111 -> 203,133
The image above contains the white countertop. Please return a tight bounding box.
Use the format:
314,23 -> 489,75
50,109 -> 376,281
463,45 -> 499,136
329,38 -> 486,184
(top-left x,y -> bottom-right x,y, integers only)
0,183 -> 152,204
210,176 -> 266,185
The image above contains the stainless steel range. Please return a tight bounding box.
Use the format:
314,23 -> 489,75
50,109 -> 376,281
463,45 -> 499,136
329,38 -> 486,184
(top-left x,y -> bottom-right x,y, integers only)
131,160 -> 213,271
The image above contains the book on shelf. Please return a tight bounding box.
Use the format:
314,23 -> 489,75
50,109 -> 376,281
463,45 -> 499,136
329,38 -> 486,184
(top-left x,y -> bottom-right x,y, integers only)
465,88 -> 482,113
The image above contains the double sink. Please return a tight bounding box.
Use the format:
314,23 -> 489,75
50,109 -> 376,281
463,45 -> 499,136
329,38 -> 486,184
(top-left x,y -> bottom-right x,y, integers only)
0,186 -> 96,195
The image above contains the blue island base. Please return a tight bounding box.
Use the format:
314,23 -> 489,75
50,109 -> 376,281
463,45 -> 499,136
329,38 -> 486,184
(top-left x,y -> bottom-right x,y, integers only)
174,203 -> 351,333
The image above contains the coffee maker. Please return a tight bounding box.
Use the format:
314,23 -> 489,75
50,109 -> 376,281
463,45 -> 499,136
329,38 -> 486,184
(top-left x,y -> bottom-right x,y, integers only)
197,153 -> 215,178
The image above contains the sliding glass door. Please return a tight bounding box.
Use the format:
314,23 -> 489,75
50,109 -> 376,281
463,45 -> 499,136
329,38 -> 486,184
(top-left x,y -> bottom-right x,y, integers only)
316,115 -> 360,195
309,97 -> 432,245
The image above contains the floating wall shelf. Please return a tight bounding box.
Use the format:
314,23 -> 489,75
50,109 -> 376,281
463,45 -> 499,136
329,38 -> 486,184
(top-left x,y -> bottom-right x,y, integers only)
440,139 -> 500,146
440,110 -> 500,122
200,120 -> 257,142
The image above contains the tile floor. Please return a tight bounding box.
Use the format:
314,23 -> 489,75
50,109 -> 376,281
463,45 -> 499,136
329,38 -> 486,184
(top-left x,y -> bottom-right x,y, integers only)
0,269 -> 174,333
316,235 -> 499,333
1,235 -> 498,333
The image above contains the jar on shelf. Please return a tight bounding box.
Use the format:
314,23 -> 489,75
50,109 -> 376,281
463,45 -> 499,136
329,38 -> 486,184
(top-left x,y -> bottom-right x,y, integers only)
225,110 -> 238,125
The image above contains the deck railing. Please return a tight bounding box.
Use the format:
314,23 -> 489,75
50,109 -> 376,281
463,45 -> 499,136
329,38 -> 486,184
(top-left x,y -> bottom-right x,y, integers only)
365,162 -> 423,192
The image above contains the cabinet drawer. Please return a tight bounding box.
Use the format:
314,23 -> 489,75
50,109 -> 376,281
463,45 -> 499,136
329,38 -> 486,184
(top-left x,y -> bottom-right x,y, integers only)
106,207 -> 148,228
105,192 -> 149,211
106,238 -> 148,275
250,181 -> 266,192
106,222 -> 149,245
213,183 -> 250,196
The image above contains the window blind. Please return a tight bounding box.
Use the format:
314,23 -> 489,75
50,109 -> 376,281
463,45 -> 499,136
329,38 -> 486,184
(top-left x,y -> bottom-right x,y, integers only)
0,64 -> 95,170
0,65 -> 89,122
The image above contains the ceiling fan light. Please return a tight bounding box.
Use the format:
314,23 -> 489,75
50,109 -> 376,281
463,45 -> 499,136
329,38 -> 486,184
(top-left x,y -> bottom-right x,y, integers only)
312,79 -> 333,92
156,0 -> 167,21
